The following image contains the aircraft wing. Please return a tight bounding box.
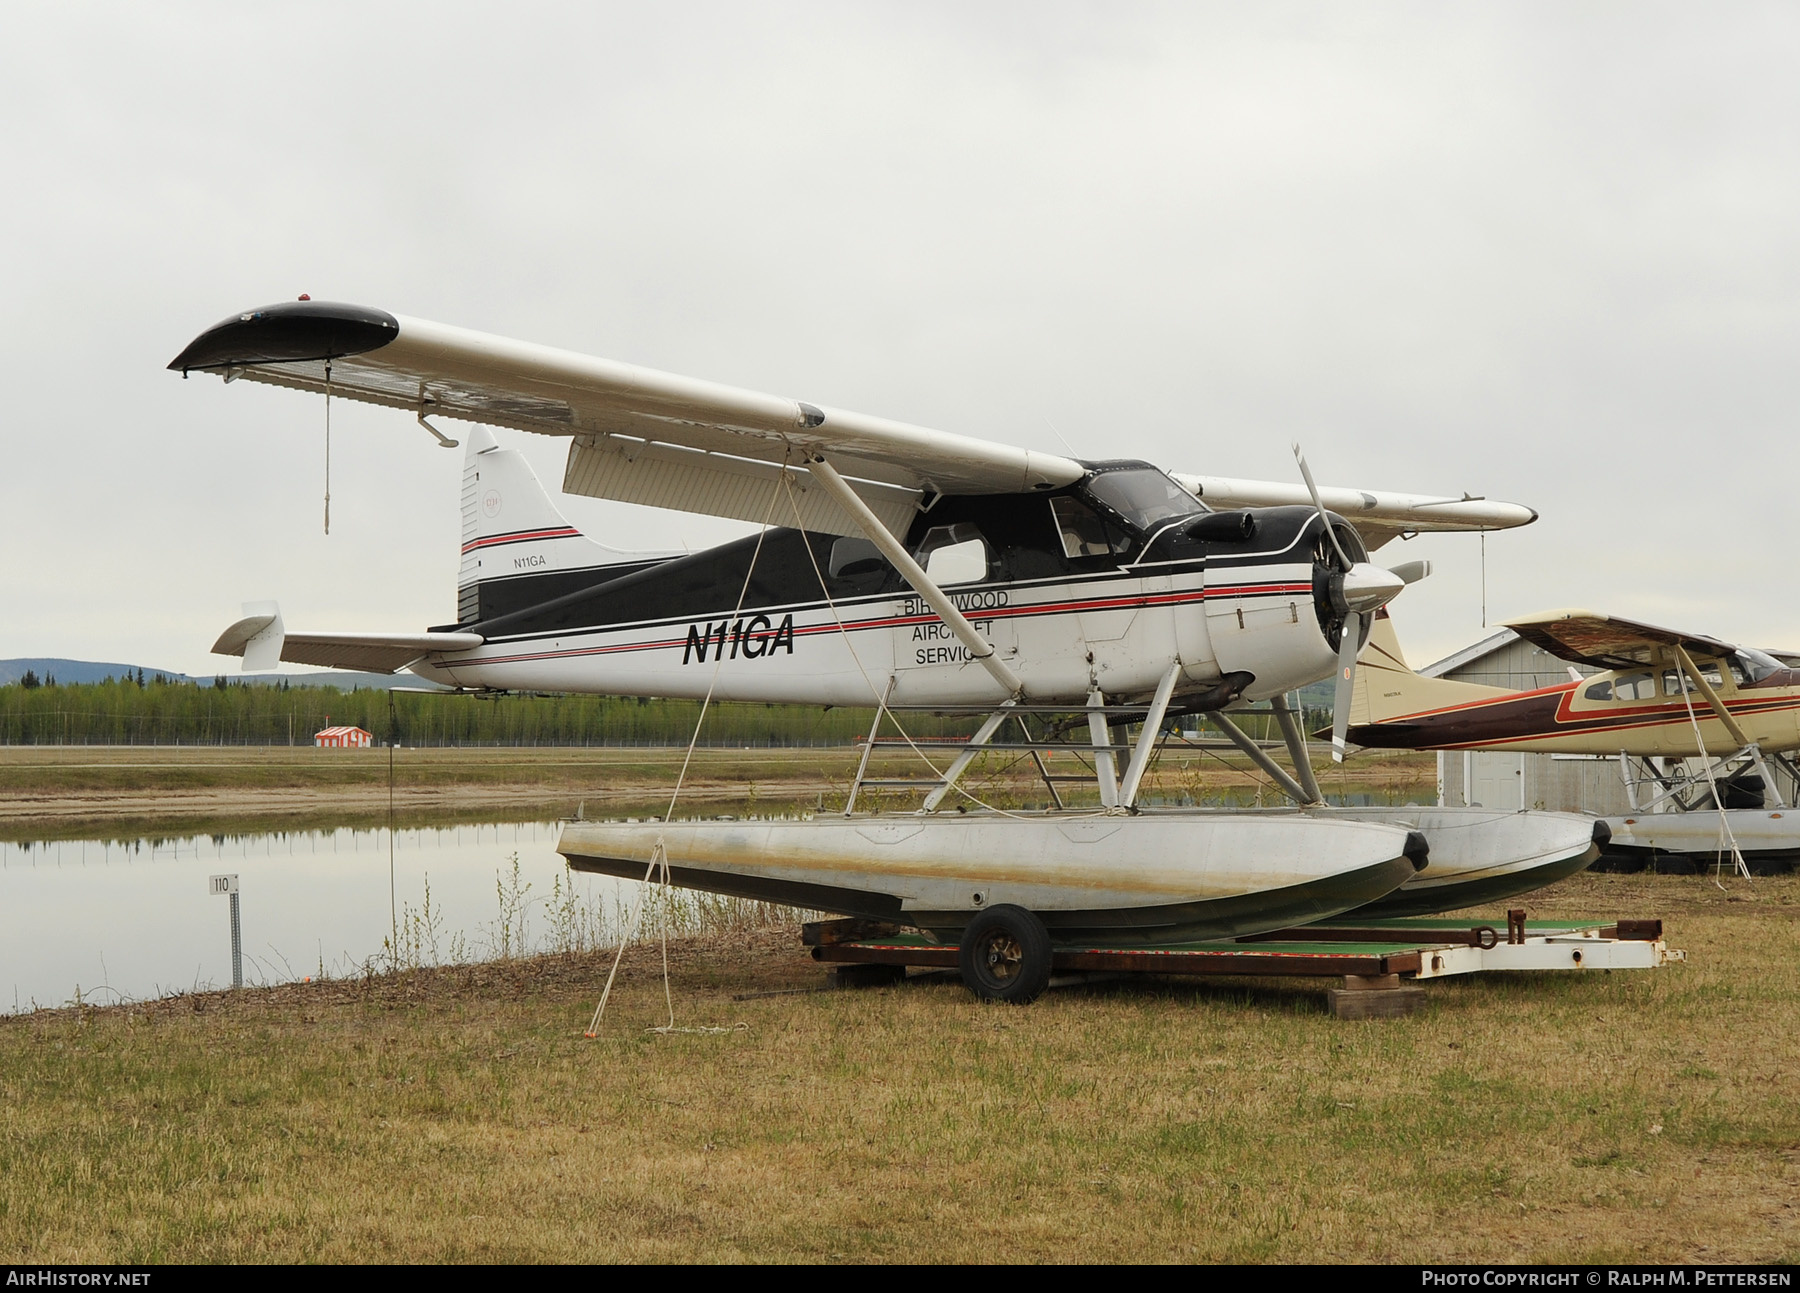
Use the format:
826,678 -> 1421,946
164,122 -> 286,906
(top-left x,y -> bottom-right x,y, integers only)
169,300 -> 1081,538
1172,475 -> 1537,552
213,612 -> 483,674
1503,610 -> 1739,670
170,299 -> 1538,542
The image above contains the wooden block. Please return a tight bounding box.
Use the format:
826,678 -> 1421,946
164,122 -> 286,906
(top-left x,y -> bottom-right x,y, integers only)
1342,973 -> 1401,992
1329,986 -> 1428,1020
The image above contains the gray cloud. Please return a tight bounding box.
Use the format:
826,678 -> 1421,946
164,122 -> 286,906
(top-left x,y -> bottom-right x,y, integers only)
3,2 -> 1796,673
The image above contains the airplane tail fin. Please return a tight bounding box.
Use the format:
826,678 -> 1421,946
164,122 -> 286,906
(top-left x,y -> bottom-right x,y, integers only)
1348,610 -> 1515,729
457,428 -> 675,624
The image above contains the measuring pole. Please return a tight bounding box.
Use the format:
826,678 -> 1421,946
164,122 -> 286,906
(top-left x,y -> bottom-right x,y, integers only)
209,874 -> 242,989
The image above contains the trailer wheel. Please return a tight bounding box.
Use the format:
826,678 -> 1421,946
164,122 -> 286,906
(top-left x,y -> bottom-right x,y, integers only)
958,905 -> 1052,1004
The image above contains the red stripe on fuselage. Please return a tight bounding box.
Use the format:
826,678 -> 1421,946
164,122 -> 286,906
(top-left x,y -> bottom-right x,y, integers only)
1371,678 -> 1800,749
451,577 -> 1308,668
461,526 -> 584,555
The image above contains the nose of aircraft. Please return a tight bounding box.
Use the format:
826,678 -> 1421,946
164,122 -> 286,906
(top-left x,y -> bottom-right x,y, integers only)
1340,562 -> 1408,615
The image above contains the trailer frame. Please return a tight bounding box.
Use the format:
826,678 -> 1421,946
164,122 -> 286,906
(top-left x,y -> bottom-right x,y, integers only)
803,912 -> 1685,1018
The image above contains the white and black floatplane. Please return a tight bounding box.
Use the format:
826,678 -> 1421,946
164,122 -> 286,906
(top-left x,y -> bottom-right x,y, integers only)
172,299 -> 1610,1000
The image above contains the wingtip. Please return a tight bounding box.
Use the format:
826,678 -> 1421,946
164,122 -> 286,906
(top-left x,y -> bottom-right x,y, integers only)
168,300 -> 399,372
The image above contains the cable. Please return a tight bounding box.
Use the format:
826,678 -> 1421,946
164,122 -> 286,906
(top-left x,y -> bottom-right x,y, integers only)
1672,668 -> 1751,884
777,469 -> 1104,820
585,473 -> 783,1038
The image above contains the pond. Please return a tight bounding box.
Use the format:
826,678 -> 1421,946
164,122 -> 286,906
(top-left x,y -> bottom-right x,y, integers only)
0,822 -> 646,1012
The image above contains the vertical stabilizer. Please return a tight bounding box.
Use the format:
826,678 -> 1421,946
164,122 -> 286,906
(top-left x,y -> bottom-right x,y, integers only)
1349,610 -> 1513,729
458,429 -> 676,624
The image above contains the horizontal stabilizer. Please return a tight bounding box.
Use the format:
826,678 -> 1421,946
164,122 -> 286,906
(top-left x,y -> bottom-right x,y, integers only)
212,617 -> 483,674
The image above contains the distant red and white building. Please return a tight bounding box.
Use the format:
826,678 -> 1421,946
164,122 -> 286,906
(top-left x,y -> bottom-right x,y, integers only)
314,725 -> 373,749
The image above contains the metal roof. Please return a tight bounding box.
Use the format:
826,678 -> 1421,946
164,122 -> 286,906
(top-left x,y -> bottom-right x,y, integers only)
1419,629 -> 1520,679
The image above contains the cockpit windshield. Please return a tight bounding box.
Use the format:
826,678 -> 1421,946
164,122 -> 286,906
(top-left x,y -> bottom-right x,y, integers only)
1736,646 -> 1786,683
1083,467 -> 1204,533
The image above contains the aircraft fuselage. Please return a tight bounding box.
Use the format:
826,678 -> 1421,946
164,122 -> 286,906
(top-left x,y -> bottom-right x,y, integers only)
415,474 -> 1365,710
1349,660 -> 1800,756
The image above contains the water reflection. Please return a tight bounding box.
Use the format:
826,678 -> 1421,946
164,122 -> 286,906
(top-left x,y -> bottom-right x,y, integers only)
0,823 -> 633,1012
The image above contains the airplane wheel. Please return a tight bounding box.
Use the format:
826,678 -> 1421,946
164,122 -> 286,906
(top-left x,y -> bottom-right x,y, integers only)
958,904 -> 1052,1004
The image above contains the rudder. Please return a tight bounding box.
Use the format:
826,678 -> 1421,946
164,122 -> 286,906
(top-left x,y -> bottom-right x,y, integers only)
458,427 -> 676,624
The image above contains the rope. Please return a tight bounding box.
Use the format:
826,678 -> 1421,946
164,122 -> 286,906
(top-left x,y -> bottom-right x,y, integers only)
777,470 -> 1102,820
584,473 -> 783,1038
1672,669 -> 1751,885
323,360 -> 332,536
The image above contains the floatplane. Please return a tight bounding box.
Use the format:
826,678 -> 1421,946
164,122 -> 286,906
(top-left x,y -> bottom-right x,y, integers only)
171,298 -> 1605,1000
1348,609 -> 1800,874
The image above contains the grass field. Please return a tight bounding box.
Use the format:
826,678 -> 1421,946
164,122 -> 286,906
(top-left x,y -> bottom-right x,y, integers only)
3,870 -> 1795,1263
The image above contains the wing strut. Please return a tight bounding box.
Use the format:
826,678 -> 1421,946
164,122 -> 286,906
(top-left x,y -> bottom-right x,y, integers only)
805,454 -> 1024,699
1672,645 -> 1751,748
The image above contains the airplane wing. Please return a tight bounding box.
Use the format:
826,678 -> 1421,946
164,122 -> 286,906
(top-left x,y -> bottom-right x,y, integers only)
169,300 -> 1079,539
170,299 -> 1537,542
1172,475 -> 1536,552
213,611 -> 482,674
1503,610 -> 1739,670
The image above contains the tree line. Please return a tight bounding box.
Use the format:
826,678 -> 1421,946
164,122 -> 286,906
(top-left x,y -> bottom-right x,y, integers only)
0,675 -> 980,747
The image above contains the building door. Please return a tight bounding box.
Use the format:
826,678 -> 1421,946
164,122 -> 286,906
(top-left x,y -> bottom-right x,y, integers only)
1466,751 -> 1525,810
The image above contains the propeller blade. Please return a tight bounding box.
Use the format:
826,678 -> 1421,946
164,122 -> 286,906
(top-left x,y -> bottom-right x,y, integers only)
1331,611 -> 1363,763
1292,443 -> 1352,569
1386,559 -> 1431,585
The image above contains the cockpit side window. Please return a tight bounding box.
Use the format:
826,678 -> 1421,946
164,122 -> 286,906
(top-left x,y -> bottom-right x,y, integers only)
1050,497 -> 1128,559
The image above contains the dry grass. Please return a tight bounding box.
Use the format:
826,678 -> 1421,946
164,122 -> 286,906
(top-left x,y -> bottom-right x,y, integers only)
3,871 -> 1797,1263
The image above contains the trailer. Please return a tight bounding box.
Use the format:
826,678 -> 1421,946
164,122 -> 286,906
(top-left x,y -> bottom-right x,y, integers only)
804,912 -> 1685,1019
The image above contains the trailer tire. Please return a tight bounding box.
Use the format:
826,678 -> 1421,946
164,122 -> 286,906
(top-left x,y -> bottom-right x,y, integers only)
958,905 -> 1052,1004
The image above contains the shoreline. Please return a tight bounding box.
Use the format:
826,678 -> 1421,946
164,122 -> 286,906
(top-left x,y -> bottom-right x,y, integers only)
0,743 -> 1442,839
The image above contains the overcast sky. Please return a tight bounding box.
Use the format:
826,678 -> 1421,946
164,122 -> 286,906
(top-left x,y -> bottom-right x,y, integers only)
4,3 -> 1797,677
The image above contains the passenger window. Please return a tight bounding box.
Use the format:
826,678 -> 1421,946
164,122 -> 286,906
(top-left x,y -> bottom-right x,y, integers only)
1614,672 -> 1655,701
915,524 -> 990,586
1584,680 -> 1613,701
1662,670 -> 1687,697
828,537 -> 887,580
924,539 -> 987,585
1051,497 -> 1127,559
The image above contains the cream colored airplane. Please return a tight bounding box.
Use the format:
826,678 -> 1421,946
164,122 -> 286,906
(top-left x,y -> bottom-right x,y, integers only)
1346,610 -> 1800,759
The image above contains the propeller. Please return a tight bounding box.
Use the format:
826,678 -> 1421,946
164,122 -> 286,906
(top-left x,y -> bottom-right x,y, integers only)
1293,445 -> 1428,762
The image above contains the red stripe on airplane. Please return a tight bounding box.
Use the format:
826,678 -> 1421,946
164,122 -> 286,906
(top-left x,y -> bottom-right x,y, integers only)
461,527 -> 584,554
458,579 -> 1309,668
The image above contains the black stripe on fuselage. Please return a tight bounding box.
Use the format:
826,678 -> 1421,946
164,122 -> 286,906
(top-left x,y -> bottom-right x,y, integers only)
450,558 -> 673,626
454,494 -> 1333,646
